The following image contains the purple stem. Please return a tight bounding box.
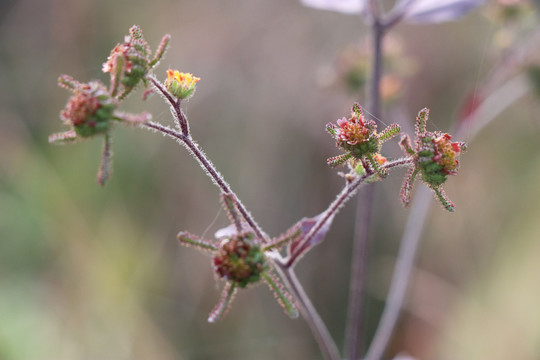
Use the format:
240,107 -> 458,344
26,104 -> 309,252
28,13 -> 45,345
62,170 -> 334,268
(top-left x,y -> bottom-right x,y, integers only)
345,9 -> 385,358
141,121 -> 267,243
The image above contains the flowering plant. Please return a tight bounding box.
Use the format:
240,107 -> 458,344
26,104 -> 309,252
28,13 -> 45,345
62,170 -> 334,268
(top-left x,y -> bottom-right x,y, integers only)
50,0 -> 537,356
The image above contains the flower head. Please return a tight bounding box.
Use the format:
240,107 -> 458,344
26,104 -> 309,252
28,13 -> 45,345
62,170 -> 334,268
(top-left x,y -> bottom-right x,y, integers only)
50,74 -> 151,186
58,77 -> 116,138
400,108 -> 466,211
164,69 -> 200,100
176,193 -> 298,323
326,103 -> 400,178
213,233 -> 268,288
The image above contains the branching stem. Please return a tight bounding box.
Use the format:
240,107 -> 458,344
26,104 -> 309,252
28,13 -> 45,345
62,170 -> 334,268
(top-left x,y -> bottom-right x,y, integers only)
142,119 -> 267,243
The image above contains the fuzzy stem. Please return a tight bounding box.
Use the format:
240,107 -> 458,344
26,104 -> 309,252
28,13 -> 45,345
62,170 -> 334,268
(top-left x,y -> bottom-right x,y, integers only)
181,138 -> 267,242
222,192 -> 243,233
149,77 -> 190,135
177,231 -> 218,252
273,263 -> 340,360
140,122 -> 268,243
287,158 -> 411,267
262,228 -> 302,252
97,133 -> 113,186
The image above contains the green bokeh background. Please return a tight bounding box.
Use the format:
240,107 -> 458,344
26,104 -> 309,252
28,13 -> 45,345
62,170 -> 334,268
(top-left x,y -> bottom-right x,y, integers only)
1,0 -> 539,359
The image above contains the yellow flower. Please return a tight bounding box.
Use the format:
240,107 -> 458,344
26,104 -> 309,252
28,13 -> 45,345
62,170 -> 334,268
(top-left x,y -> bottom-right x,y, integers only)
165,69 -> 200,99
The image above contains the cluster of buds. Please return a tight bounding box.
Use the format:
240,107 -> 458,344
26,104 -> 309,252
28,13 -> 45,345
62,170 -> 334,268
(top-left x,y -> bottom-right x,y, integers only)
49,26 -> 175,186
177,193 -> 298,323
326,103 -> 400,178
400,108 -> 466,212
213,232 -> 267,288
56,77 -> 117,139
103,25 -> 170,99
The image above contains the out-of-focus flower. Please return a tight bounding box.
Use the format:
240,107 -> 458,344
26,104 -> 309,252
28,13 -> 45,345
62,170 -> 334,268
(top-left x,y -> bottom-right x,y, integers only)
299,0 -> 366,14
50,74 -> 151,186
56,76 -> 117,139
326,36 -> 416,102
299,0 -> 486,24
396,0 -> 488,24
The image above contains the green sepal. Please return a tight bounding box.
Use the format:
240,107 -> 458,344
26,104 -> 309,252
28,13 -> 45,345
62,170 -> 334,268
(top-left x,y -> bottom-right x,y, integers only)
208,282 -> 237,323
378,123 -> 400,142
432,186 -> 456,212
262,272 -> 299,319
366,153 -> 388,179
327,153 -> 352,168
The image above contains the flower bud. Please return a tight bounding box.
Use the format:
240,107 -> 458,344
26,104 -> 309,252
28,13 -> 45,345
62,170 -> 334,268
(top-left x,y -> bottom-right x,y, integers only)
213,233 -> 267,288
59,80 -> 117,138
164,69 -> 200,100
417,132 -> 465,186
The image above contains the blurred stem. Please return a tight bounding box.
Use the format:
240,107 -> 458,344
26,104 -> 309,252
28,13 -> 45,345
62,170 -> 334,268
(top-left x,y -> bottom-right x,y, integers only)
364,74 -> 531,360
271,158 -> 411,360
274,264 -> 341,360
344,185 -> 374,359
364,187 -> 432,360
345,10 -> 385,360
285,158 -> 412,267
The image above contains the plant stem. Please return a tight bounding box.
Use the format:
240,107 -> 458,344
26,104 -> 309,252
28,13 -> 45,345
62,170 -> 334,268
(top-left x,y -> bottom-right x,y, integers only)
344,184 -> 374,359
273,264 -> 341,360
364,74 -> 530,360
286,158 -> 411,267
364,186 -> 432,360
345,7 -> 386,359
141,121 -> 268,242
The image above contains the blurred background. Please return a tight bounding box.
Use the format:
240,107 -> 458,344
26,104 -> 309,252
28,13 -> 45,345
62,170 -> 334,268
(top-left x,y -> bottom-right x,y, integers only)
1,0 -> 539,359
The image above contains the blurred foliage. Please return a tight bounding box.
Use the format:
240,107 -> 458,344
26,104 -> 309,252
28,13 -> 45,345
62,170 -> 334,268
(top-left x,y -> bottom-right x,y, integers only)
1,0 -> 539,359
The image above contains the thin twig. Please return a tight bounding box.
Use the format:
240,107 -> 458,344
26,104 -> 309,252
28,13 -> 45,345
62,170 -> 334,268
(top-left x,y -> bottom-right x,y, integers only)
141,121 -> 268,242
286,158 -> 412,268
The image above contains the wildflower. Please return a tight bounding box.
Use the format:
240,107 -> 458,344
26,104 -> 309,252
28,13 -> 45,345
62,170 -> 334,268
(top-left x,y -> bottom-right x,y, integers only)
400,108 -> 466,211
177,193 -> 298,322
326,103 -> 400,178
49,75 -> 151,185
164,69 -> 200,100
57,77 -> 117,138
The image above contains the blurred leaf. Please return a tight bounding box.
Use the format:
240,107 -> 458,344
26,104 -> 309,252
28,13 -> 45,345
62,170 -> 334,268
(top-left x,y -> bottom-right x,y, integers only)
299,0 -> 366,14
395,0 -> 487,24
289,212 -> 334,259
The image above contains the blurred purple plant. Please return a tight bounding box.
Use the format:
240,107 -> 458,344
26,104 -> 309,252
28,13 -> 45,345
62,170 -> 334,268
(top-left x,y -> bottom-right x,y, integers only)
300,0 -> 367,14
301,0 -> 487,24
394,0 -> 488,23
